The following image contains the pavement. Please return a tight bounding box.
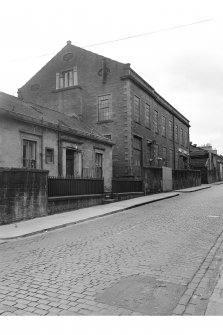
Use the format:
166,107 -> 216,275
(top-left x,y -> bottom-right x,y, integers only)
205,263 -> 223,315
0,184 -> 212,240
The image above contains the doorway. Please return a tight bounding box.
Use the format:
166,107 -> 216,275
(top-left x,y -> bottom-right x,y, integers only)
66,149 -> 75,176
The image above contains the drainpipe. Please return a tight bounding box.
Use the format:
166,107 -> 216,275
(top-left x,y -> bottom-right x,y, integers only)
41,117 -> 44,169
188,129 -> 190,169
57,122 -> 62,176
173,115 -> 176,169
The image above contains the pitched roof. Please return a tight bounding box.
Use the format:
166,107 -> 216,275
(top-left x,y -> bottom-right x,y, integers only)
0,91 -> 113,145
19,42 -> 189,126
190,158 -> 208,168
190,145 -> 209,158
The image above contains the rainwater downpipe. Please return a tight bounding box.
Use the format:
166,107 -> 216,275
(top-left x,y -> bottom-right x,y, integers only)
173,115 -> 176,169
57,123 -> 62,176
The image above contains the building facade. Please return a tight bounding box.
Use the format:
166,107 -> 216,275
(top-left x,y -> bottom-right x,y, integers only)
190,143 -> 223,183
0,92 -> 113,192
19,41 -> 190,178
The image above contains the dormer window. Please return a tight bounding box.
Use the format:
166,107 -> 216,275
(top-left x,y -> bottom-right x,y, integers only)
56,67 -> 78,89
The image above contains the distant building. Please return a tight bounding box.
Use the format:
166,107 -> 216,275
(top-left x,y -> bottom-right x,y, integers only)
190,143 -> 223,183
18,41 -> 190,178
199,143 -> 218,155
0,92 -> 113,192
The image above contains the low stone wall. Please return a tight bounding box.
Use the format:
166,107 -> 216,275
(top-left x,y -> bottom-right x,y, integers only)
192,168 -> 222,184
48,194 -> 104,214
173,169 -> 201,190
0,168 -> 48,225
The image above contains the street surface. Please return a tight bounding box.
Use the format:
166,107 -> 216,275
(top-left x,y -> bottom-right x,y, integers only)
1,185 -> 223,315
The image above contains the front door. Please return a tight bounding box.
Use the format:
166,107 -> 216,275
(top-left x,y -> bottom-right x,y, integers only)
66,149 -> 74,176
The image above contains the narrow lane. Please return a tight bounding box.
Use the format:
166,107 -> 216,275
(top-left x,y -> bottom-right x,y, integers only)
0,185 -> 223,315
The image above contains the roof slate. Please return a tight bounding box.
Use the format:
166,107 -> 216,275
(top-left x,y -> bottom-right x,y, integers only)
0,91 -> 112,145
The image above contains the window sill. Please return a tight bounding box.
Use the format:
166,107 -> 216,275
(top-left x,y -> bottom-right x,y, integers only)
52,85 -> 82,93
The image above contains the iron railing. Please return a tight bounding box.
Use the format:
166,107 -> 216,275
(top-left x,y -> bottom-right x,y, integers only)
48,176 -> 104,197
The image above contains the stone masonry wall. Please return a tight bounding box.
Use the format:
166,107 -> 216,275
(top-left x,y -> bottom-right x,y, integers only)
19,44 -> 131,178
0,168 -> 48,225
19,43 -> 190,178
172,169 -> 201,190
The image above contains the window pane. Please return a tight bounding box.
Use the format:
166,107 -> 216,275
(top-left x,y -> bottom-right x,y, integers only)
95,153 -> 103,178
162,116 -> 166,137
154,111 -> 158,133
180,128 -> 184,145
134,96 -> 140,123
23,140 -> 36,168
145,104 -> 150,128
46,148 -> 54,164
162,147 -> 167,165
175,125 -> 178,142
169,149 -> 174,168
169,120 -> 173,140
133,136 -> 142,150
98,95 -> 112,121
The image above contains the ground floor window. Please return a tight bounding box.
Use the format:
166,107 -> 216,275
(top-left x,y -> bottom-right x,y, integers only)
45,148 -> 54,164
162,147 -> 167,166
169,149 -> 174,168
95,152 -> 103,178
23,139 -> 37,168
133,136 -> 142,176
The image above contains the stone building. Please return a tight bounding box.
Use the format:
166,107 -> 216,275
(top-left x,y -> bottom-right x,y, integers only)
18,41 -> 190,178
190,143 -> 223,183
0,91 -> 113,192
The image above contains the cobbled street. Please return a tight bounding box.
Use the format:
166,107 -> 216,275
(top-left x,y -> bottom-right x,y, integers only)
1,185 -> 223,316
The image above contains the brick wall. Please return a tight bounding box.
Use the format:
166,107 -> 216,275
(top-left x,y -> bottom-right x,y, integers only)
0,168 -> 48,225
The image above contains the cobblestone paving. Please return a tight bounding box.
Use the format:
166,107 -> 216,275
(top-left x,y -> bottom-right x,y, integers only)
0,185 -> 223,315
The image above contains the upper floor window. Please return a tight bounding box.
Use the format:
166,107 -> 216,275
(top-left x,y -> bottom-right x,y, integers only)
153,144 -> 159,166
180,128 -> 184,146
145,103 -> 151,128
154,110 -> 159,134
134,96 -> 140,123
169,120 -> 173,140
98,94 -> 112,122
133,136 -> 142,167
56,67 -> 78,89
161,116 -> 166,137
23,140 -> 36,169
184,131 -> 188,147
175,125 -> 179,142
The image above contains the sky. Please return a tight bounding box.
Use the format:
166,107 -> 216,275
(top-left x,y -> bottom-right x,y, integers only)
0,0 -> 223,154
